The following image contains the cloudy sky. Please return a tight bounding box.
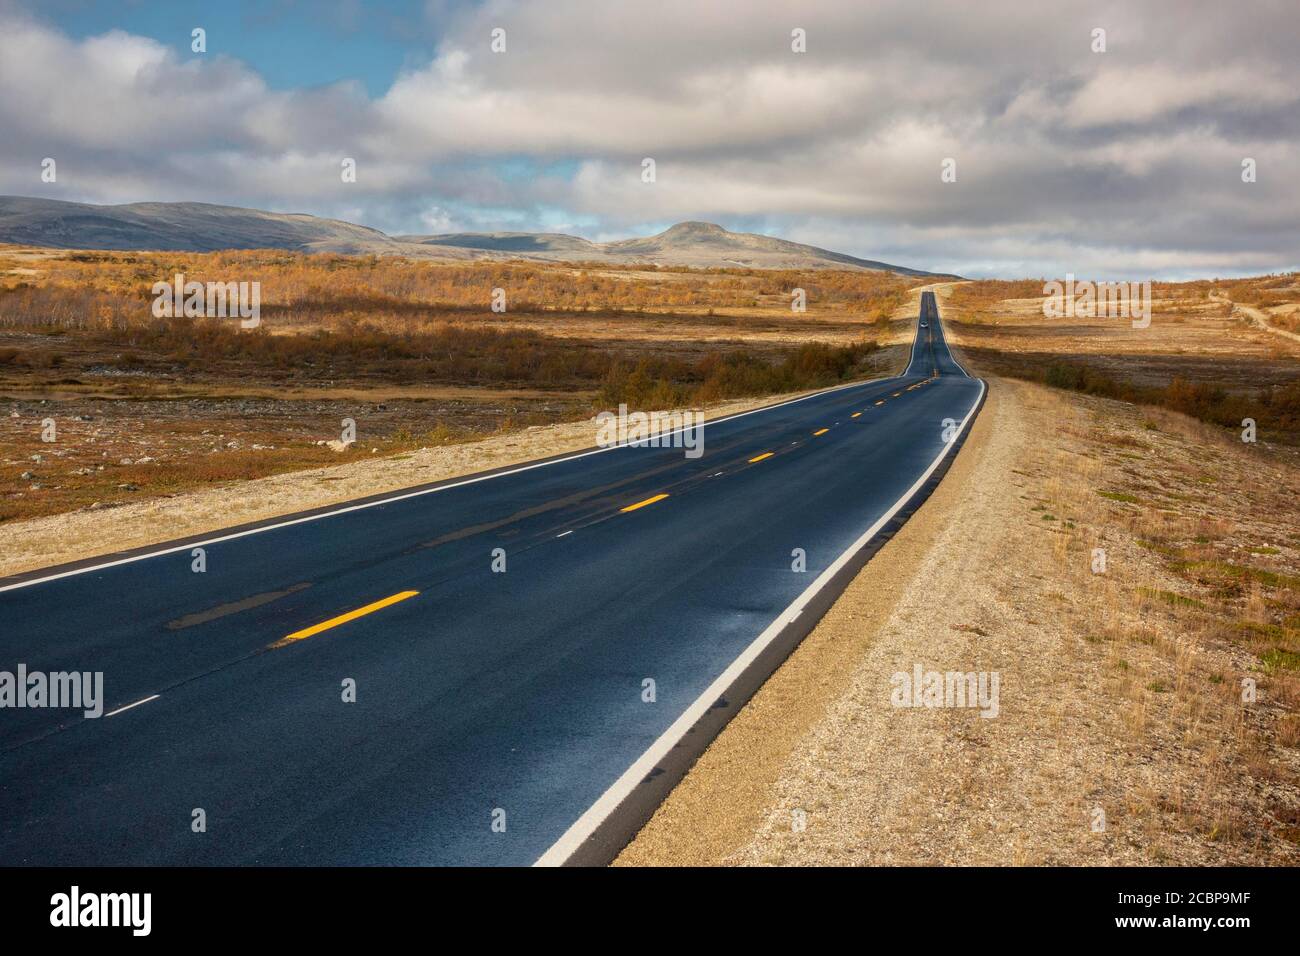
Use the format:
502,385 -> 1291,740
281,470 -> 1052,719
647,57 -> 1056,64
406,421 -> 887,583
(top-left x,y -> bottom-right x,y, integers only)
1,0 -> 1297,279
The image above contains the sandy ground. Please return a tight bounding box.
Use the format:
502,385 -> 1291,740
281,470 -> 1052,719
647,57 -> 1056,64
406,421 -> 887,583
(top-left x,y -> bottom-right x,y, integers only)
0,387 -> 837,578
618,377 -> 1300,865
1223,295 -> 1300,345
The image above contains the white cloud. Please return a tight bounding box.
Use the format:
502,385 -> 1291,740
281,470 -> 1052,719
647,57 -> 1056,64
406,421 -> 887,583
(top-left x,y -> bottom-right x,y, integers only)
0,0 -> 1297,278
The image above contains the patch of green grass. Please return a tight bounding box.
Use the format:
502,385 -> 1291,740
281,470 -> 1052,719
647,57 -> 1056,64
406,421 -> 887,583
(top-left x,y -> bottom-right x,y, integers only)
1097,490 -> 1141,504
1261,648 -> 1300,672
1248,546 -> 1281,555
1137,586 -> 1206,610
1173,560 -> 1300,591
1147,680 -> 1169,693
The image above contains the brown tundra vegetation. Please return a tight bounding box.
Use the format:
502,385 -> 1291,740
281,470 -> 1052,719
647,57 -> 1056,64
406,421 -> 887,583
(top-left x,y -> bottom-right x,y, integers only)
0,245 -> 917,521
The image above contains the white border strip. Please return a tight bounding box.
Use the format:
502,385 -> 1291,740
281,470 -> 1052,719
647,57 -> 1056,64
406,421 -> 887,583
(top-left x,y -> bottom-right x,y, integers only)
949,349 -> 973,378
902,315 -> 925,376
534,374 -> 986,866
105,694 -> 159,718
936,314 -> 972,378
0,376 -> 885,595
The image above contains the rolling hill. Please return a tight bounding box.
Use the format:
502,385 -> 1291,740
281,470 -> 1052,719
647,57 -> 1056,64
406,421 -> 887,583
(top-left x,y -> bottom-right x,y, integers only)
0,196 -> 951,276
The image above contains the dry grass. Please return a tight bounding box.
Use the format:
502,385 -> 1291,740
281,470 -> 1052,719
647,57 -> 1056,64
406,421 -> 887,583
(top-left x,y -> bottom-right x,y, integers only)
0,245 -> 924,523
1022,387 -> 1300,856
943,277 -> 1300,440
0,244 -> 921,338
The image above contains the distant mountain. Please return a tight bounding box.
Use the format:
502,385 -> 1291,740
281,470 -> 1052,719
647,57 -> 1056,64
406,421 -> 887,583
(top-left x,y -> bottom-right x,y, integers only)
0,196 -> 401,255
392,230 -> 603,258
0,196 -> 951,276
600,221 -> 926,273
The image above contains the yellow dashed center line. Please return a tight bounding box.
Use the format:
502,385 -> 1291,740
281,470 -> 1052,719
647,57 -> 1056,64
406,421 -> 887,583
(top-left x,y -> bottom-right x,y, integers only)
621,492 -> 669,513
748,452 -> 774,463
892,392 -> 902,397
851,412 -> 861,418
273,590 -> 419,648
874,400 -> 885,406
812,428 -> 829,436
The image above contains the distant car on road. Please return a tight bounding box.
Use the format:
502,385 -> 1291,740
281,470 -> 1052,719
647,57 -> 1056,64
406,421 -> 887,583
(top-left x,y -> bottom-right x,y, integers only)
920,321 -> 928,327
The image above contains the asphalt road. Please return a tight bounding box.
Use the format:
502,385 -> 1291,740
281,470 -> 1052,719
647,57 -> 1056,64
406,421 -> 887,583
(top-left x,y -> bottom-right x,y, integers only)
0,291 -> 983,866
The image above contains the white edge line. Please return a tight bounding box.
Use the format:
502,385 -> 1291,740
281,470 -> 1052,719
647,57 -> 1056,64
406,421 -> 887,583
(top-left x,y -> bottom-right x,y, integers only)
534,374 -> 987,866
947,333 -> 973,378
902,316 -> 922,377
0,376 -> 885,595
929,294 -> 972,379
105,694 -> 160,718
939,310 -> 972,378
